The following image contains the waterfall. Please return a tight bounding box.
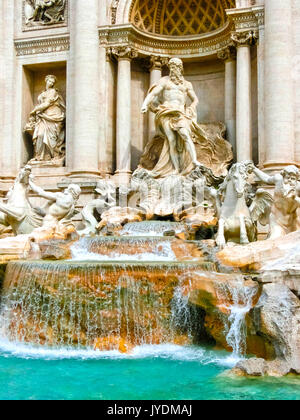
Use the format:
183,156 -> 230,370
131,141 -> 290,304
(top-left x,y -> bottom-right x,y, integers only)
216,281 -> 258,357
120,221 -> 185,237
70,237 -> 177,262
0,261 -> 202,351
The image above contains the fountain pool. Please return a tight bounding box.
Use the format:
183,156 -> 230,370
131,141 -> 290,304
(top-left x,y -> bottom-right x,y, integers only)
0,342 -> 299,400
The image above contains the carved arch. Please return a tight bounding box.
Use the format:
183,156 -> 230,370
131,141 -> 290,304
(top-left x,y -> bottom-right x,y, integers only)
109,0 -> 236,27
128,0 -> 236,36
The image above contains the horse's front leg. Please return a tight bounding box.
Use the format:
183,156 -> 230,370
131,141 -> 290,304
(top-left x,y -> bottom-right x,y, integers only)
0,203 -> 23,221
240,215 -> 250,245
216,218 -> 226,249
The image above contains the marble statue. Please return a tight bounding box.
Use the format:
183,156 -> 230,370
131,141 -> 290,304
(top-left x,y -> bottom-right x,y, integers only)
25,0 -> 66,25
141,58 -> 233,178
216,162 -> 273,248
29,179 -> 81,239
251,165 -> 300,239
79,180 -> 117,236
25,75 -> 66,166
0,166 -> 43,236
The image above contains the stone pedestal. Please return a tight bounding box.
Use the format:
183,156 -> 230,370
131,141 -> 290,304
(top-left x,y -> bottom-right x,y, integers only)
263,0 -> 295,171
69,0 -> 100,179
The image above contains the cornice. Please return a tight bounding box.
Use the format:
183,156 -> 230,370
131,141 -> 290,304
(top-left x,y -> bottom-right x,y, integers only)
226,6 -> 262,32
99,22 -> 236,58
15,35 -> 69,57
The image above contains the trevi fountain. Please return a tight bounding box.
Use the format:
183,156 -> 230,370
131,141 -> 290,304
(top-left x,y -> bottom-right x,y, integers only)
0,0 -> 300,401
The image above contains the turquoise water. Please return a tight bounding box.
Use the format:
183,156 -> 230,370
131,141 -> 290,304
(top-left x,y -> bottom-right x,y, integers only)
0,341 -> 299,400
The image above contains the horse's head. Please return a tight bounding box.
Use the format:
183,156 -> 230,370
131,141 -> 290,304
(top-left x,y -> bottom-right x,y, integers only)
229,163 -> 249,199
16,165 -> 32,186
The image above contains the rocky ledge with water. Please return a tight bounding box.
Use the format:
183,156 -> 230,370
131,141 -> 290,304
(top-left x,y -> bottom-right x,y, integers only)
0,226 -> 299,377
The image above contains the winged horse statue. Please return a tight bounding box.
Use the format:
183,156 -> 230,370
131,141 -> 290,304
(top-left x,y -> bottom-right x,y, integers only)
215,162 -> 273,249
0,165 -> 43,236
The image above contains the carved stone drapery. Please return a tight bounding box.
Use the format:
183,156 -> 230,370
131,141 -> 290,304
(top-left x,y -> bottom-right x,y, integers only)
24,0 -> 67,29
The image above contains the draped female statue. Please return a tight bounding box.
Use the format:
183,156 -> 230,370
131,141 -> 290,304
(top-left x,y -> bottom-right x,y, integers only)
25,75 -> 66,166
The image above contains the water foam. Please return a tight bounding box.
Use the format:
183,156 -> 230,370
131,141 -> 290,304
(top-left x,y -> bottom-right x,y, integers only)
0,338 -> 238,367
70,240 -> 177,262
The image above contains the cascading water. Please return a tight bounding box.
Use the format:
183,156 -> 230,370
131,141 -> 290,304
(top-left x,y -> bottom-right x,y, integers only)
216,280 -> 258,357
120,221 -> 186,237
0,260 -> 203,351
70,237 -> 178,262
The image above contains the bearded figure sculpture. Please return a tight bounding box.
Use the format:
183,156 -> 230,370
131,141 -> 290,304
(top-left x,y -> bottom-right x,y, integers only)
141,58 -> 233,179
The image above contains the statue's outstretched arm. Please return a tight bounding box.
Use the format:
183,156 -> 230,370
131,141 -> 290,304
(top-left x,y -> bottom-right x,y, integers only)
29,180 -> 57,202
141,83 -> 164,113
253,167 -> 277,185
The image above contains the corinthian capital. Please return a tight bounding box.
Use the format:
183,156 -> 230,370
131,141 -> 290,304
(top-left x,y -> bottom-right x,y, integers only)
217,46 -> 237,62
149,56 -> 169,71
231,31 -> 259,47
109,46 -> 139,61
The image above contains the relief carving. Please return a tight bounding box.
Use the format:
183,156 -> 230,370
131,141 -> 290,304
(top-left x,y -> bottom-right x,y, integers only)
24,0 -> 66,26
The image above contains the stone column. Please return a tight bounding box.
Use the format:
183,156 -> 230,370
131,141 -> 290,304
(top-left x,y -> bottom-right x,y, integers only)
148,56 -> 165,142
0,0 -> 17,181
99,0 -> 107,25
69,0 -> 100,178
264,0 -> 295,170
99,43 -> 108,175
218,47 -> 237,158
232,32 -> 254,163
293,0 -> 300,163
113,47 -> 138,184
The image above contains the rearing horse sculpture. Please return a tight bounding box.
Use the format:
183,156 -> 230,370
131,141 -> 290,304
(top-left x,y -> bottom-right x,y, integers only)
0,166 -> 43,235
216,162 -> 273,249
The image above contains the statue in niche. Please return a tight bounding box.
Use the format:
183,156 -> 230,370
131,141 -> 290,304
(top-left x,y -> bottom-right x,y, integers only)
25,0 -> 66,26
250,164 -> 300,240
25,75 -> 66,166
141,58 -> 233,178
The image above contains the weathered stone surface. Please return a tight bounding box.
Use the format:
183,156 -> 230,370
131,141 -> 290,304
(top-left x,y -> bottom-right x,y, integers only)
251,283 -> 300,371
217,231 -> 300,270
234,358 -> 268,377
233,358 -> 293,378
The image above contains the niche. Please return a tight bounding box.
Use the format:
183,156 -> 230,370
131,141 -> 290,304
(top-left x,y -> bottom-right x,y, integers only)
22,62 -> 67,166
